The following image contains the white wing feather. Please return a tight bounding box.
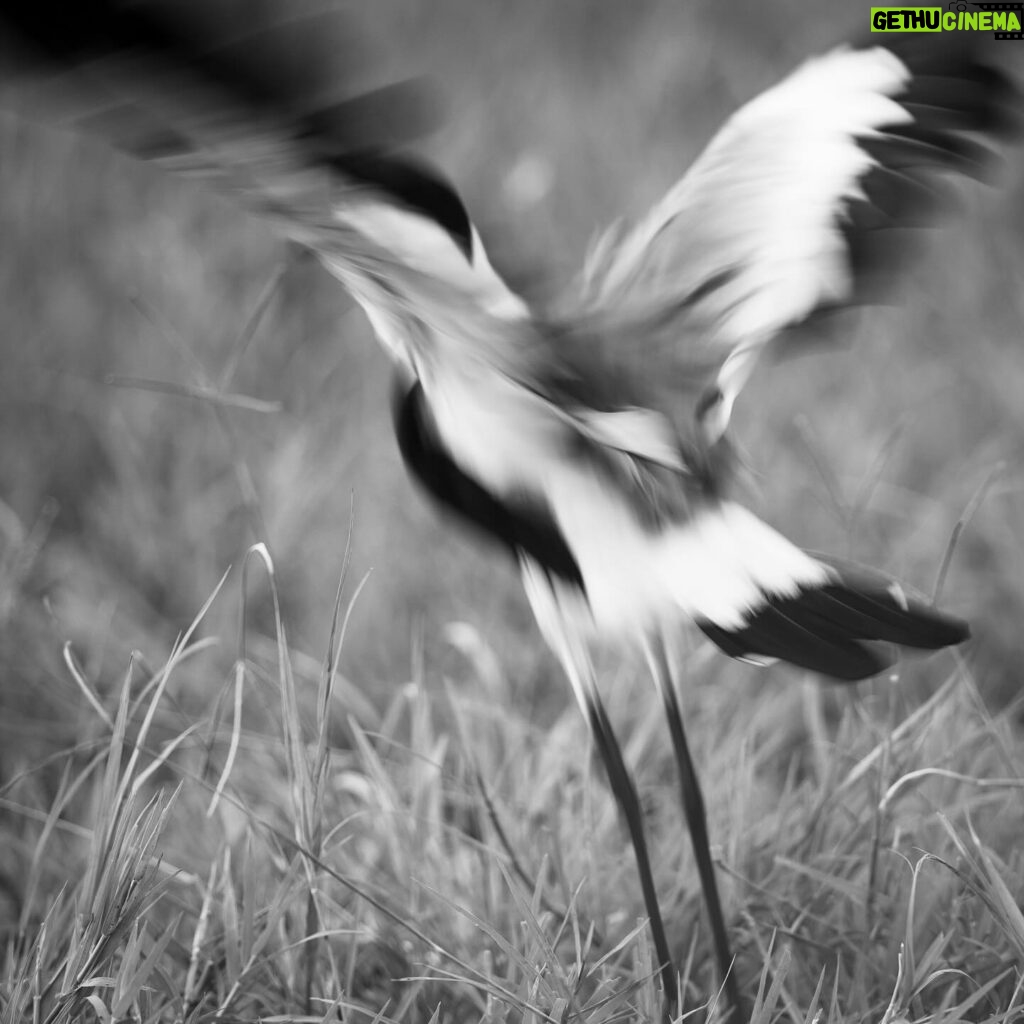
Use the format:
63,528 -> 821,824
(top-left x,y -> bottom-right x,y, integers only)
570,44 -> 1006,439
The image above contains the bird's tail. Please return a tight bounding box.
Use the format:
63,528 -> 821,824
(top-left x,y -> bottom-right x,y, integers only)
688,508 -> 969,681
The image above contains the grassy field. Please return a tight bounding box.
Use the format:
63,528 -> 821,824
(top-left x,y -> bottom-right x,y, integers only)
1,2 -> 1024,1021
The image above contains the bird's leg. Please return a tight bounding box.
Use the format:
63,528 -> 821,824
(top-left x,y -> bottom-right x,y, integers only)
560,649 -> 680,1019
644,634 -> 745,1020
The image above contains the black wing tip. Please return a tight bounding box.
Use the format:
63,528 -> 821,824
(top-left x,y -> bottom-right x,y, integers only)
0,1 -> 465,253
697,573 -> 971,683
850,34 -> 1023,167
910,43 -> 1020,139
835,39 -> 1020,304
697,616 -> 895,681
0,2 -> 443,145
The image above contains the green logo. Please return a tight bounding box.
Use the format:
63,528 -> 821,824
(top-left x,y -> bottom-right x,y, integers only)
870,3 -> 1023,36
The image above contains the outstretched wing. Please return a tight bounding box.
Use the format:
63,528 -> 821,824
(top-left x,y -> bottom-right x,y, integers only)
564,41 -> 1019,440
0,0 -> 700,539
0,0 -> 528,370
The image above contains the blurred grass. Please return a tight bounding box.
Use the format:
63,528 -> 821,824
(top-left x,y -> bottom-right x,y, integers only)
0,1 -> 1023,1019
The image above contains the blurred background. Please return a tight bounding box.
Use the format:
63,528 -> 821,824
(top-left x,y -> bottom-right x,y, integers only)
0,0 -> 1022,764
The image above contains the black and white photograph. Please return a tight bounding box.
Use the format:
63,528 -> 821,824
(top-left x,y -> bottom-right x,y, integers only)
0,2 -> 1022,1021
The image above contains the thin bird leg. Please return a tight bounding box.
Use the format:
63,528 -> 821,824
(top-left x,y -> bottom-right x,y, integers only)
560,647 -> 680,1018
644,634 -> 745,1019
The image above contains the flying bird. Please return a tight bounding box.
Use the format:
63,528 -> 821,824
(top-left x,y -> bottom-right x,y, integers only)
0,2 -> 1017,1016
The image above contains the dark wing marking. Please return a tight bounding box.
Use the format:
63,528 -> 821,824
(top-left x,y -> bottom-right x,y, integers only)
564,41 -> 1020,441
697,565 -> 970,681
393,379 -> 585,590
0,0 -> 474,267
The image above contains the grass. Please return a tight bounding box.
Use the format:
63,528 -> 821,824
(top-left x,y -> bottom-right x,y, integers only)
2,556 -> 1024,1023
1,1 -> 1024,1021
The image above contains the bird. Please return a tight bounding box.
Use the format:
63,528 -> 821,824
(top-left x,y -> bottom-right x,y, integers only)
0,3 -> 1017,1017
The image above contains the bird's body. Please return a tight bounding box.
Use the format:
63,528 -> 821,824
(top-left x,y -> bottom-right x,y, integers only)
392,285 -> 969,680
400,365 -> 809,640
340,41 -> 998,680
0,4 -> 1017,1016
